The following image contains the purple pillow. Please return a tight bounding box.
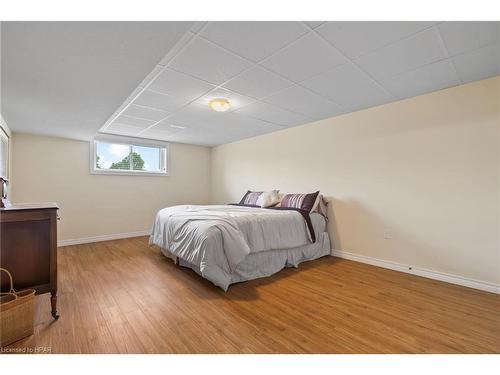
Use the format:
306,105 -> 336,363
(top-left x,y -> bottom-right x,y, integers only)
280,191 -> 320,212
238,191 -> 263,206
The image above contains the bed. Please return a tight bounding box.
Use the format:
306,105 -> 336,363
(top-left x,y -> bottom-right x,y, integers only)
149,204 -> 331,291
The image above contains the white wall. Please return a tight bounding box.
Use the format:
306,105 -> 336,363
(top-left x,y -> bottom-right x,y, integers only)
211,76 -> 500,285
11,133 -> 211,241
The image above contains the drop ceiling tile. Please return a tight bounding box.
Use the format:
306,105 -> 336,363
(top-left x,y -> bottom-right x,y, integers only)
219,115 -> 285,142
133,89 -> 186,112
190,22 -> 207,34
301,63 -> 394,111
165,128 -> 231,147
168,37 -> 252,85
222,66 -> 294,99
166,113 -> 284,146
153,118 -> 189,131
138,129 -> 174,141
225,113 -> 285,135
438,22 -> 500,56
138,65 -> 164,88
200,22 -> 309,62
263,85 -> 343,119
113,114 -> 156,128
104,123 -> 143,137
103,87 -> 144,128
317,21 -> 435,59
452,43 -> 500,83
163,103 -> 217,130
235,101 -> 309,127
380,59 -> 461,98
158,32 -> 196,66
305,21 -> 325,30
166,101 -> 280,134
122,87 -> 144,104
148,68 -> 214,102
139,123 -> 189,141
123,104 -> 168,122
195,87 -> 255,111
146,127 -> 182,137
197,111 -> 283,135
261,32 -> 348,82
121,108 -> 286,145
355,28 -> 446,80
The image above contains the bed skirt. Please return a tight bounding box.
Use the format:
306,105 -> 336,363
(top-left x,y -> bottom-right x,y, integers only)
159,232 -> 331,291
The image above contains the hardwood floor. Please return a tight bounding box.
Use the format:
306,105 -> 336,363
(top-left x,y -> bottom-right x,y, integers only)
4,236 -> 500,353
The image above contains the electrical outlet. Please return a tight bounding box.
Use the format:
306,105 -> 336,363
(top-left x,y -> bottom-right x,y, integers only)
383,229 -> 393,239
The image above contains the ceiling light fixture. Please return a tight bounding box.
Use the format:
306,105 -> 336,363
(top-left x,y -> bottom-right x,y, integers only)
208,98 -> 231,112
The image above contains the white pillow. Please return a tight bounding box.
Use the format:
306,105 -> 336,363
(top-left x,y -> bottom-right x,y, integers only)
256,190 -> 280,208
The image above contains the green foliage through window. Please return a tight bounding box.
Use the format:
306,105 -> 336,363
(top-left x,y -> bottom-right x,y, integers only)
131,152 -> 145,170
108,152 -> 145,170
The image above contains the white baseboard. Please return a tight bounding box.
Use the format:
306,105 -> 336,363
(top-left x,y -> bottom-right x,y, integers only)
58,230 -> 151,247
332,249 -> 500,295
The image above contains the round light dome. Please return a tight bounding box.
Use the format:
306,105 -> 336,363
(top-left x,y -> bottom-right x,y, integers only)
208,98 -> 231,112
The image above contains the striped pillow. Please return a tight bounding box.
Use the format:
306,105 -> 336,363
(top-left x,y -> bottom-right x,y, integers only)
280,191 -> 320,212
239,191 -> 262,206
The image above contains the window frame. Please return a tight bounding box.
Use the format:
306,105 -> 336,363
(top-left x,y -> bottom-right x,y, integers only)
90,135 -> 169,177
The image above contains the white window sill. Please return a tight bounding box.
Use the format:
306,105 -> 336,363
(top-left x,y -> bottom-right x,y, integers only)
90,169 -> 169,177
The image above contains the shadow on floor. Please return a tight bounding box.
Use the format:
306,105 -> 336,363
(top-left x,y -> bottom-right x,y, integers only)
156,251 -> 338,302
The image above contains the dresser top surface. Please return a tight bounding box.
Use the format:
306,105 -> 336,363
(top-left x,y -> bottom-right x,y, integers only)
0,202 -> 59,211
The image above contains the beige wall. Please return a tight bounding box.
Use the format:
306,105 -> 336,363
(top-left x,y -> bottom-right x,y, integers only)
11,133 -> 211,241
211,76 -> 500,285
9,77 -> 500,285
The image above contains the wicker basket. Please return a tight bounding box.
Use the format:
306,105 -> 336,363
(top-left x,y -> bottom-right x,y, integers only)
0,268 -> 36,347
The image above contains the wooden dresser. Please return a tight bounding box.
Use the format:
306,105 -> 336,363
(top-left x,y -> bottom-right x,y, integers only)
0,203 -> 59,319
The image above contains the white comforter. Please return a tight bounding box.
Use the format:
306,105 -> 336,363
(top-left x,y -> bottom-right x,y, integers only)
149,205 -> 315,286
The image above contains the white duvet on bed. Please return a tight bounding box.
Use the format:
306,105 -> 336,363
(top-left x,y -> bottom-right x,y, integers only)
149,205 -> 329,290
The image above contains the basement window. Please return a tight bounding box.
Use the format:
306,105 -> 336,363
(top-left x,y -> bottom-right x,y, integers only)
91,137 -> 168,176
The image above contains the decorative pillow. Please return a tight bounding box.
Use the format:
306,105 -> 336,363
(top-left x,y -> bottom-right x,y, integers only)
256,190 -> 280,208
239,191 -> 263,206
311,194 -> 328,219
280,191 -> 320,212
